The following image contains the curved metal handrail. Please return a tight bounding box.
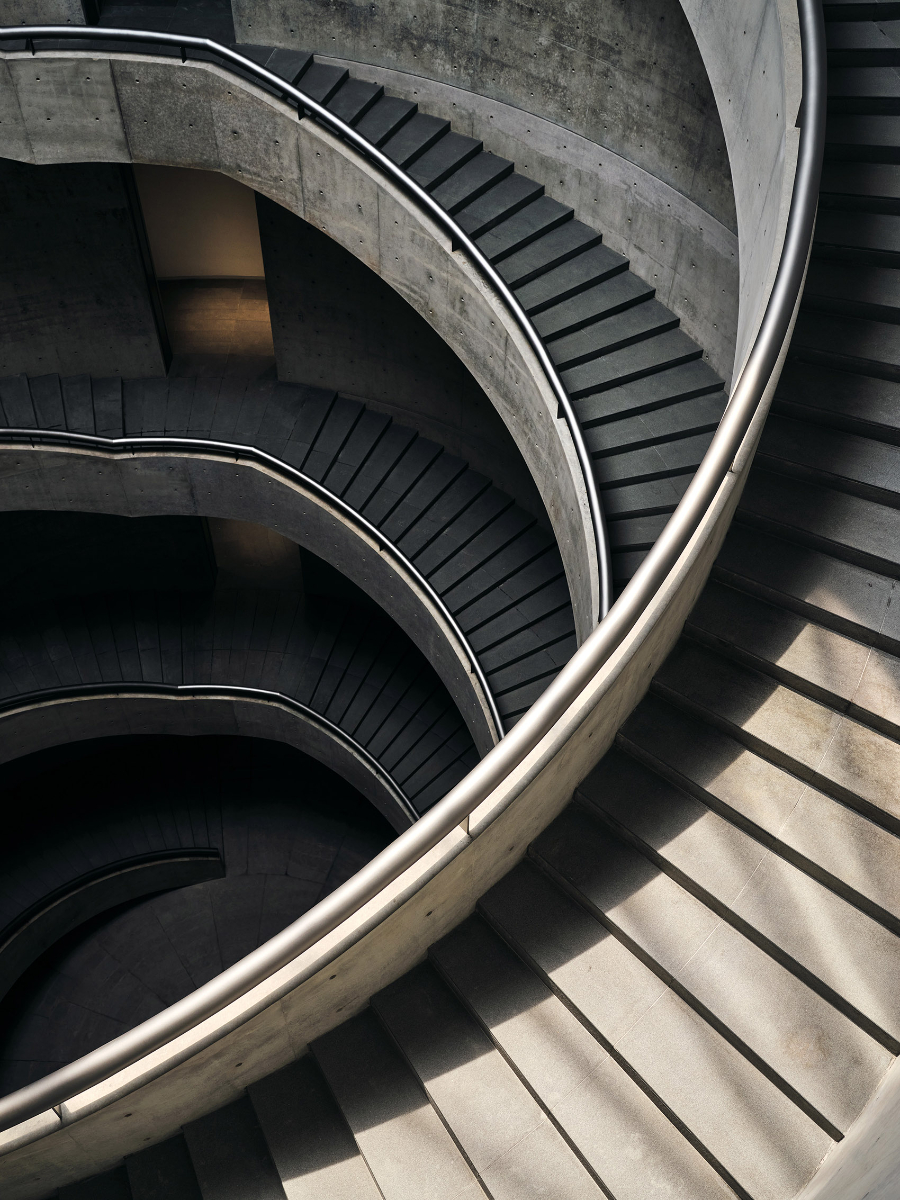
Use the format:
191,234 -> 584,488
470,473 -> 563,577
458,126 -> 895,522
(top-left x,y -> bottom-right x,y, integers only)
0,22 -> 612,622
0,425 -> 505,742
0,0 -> 825,1137
0,681 -> 418,823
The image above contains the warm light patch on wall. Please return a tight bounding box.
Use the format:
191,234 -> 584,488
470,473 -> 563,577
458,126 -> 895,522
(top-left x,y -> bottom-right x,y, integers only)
133,164 -> 265,279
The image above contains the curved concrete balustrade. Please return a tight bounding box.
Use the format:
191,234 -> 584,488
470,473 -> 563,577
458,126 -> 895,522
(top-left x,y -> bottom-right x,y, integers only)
0,850 -> 225,1008
0,45 -> 601,635
0,1 -> 824,1192
0,362 -> 581,749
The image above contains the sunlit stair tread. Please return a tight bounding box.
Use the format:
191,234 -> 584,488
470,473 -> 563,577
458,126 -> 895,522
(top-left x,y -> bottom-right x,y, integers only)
382,112 -> 451,168
324,76 -> 384,126
455,173 -> 544,239
685,580 -> 900,736
713,522 -> 900,652
739,469 -> 900,575
408,131 -> 483,190
431,916 -> 739,1200
372,963 -> 605,1199
534,269 -> 653,341
532,804 -> 889,1134
354,94 -> 418,147
549,298 -> 678,372
579,738 -> 900,1044
250,1058 -> 383,1200
480,861 -> 832,1200
475,194 -> 574,263
295,61 -> 349,105
622,689 -> 900,930
312,1010 -> 488,1199
757,412 -> 900,505
430,150 -> 515,214
654,638 -> 900,834
500,220 -> 605,293
561,328 -> 702,399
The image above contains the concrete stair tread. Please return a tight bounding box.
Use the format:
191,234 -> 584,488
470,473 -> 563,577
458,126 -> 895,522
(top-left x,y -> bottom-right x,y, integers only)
579,740 -> 900,1045
476,194 -> 574,263
548,298 -> 677,373
532,804 -> 892,1135
480,862 -> 833,1200
757,412 -> 900,505
500,221 -> 607,294
562,328 -> 702,400
250,1057 -> 382,1200
653,638 -> 900,832
312,1010 -> 489,1199
619,694 -> 900,928
183,1096 -> 285,1200
372,963 -> 606,1199
408,131 -> 482,190
126,1133 -> 203,1200
456,172 -> 544,239
714,523 -> 900,652
534,269 -> 652,341
382,112 -> 450,169
325,76 -> 384,126
431,915 -> 739,1200
738,469 -> 900,576
431,151 -> 514,214
354,94 -> 417,146
584,391 -> 726,457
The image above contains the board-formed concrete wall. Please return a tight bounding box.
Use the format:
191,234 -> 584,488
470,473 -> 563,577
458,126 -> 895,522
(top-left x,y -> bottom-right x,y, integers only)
0,158 -> 166,377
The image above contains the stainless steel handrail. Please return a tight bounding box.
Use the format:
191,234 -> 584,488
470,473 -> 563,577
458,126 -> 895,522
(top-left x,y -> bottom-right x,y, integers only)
0,425 -> 506,742
0,22 -> 612,621
0,681 -> 418,823
0,0 -> 825,1136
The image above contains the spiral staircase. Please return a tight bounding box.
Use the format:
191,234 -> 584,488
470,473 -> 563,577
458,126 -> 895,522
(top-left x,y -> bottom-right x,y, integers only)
2,1 -> 900,1198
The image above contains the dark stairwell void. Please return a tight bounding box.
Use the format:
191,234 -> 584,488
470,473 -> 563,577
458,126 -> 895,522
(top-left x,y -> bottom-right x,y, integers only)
0,734 -> 392,1099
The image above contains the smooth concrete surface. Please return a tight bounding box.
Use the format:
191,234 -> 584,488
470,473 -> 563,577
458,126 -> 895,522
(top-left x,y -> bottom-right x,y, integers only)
316,55 -> 739,383
0,1 -> 84,23
230,0 -> 735,235
0,50 -> 599,633
678,0 -> 801,374
160,278 -> 276,377
0,159 -> 165,378
133,164 -> 266,280
0,444 -> 498,751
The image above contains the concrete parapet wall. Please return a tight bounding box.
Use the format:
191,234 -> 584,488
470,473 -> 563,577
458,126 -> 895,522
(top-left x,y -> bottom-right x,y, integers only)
678,0 -> 801,376
0,48 -> 598,634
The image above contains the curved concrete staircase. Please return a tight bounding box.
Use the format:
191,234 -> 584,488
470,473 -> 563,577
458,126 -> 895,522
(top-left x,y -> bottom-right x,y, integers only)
0,372 -> 576,727
39,6 -> 900,1198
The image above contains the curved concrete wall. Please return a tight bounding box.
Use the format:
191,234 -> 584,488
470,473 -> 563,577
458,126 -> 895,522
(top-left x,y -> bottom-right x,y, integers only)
232,0 -> 740,381
0,48 -> 599,634
678,0 -> 802,375
0,693 -> 413,832
0,442 -> 498,753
